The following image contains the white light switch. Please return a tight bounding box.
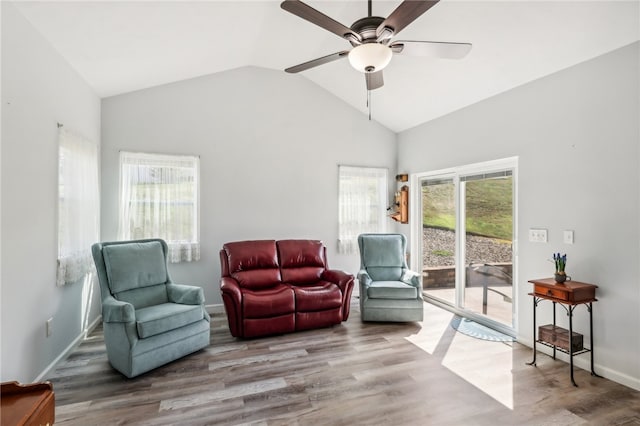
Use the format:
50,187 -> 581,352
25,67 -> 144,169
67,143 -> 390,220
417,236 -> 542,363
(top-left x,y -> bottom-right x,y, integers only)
529,228 -> 548,243
564,230 -> 574,244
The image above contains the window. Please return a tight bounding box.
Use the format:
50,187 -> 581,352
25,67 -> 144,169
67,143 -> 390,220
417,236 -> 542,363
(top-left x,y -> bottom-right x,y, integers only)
338,165 -> 388,255
118,151 -> 200,263
57,127 -> 100,286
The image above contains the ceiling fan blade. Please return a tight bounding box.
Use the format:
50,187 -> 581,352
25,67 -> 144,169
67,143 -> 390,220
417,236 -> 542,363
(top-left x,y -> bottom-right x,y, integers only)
285,51 -> 350,74
365,71 -> 384,91
377,1 -> 440,39
281,0 -> 362,43
390,40 -> 472,59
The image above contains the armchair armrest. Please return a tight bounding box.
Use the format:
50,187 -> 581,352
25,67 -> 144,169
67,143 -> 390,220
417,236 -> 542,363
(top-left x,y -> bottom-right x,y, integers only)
167,283 -> 205,305
322,269 -> 354,295
401,269 -> 422,289
357,270 -> 372,287
102,296 -> 135,323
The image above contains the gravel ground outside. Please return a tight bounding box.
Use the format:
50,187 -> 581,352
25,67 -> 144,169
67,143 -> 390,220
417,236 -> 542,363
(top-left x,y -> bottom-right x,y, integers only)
423,227 -> 512,267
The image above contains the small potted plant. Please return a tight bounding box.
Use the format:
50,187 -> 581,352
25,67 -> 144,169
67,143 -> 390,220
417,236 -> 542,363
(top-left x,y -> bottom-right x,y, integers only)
553,253 -> 569,283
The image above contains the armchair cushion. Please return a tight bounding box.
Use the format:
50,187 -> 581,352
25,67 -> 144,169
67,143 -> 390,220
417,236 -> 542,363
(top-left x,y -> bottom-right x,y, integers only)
115,284 -> 168,310
102,241 -> 167,293
367,281 -> 418,300
360,235 -> 405,267
135,303 -> 205,339
365,266 -> 404,282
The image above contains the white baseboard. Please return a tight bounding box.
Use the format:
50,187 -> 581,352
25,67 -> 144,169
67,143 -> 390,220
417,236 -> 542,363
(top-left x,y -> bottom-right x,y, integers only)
34,315 -> 102,382
517,336 -> 640,391
206,303 -> 224,314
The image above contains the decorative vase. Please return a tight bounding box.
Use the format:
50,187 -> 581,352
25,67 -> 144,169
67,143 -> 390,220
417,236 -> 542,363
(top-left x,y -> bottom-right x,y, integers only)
554,272 -> 567,283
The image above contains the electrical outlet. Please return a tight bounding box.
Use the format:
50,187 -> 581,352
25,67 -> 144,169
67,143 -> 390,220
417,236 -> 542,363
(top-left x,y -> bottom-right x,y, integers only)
564,230 -> 574,244
529,228 -> 548,243
46,317 -> 53,337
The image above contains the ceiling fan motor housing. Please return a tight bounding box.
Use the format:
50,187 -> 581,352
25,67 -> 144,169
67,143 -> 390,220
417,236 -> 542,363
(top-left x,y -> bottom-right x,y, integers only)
348,16 -> 387,46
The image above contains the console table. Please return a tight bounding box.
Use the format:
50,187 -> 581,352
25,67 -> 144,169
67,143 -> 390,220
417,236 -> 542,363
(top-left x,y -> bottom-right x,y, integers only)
0,381 -> 55,426
526,278 -> 600,386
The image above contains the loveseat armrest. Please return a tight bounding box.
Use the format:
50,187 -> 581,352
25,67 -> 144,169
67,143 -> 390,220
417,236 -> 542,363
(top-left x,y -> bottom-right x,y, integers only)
323,269 -> 355,321
401,269 -> 422,289
102,296 -> 135,323
220,277 -> 243,337
322,269 -> 354,294
167,283 -> 205,305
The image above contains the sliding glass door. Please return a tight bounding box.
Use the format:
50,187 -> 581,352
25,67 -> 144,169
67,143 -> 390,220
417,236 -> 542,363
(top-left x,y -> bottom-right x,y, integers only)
412,159 -> 516,332
422,177 -> 456,306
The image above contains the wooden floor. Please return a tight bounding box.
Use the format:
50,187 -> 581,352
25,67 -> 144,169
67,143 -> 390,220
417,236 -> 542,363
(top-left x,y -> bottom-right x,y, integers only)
47,301 -> 640,425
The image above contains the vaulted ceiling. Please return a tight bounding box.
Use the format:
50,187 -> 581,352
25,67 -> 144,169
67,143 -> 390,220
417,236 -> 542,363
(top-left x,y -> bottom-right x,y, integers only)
13,1 -> 640,132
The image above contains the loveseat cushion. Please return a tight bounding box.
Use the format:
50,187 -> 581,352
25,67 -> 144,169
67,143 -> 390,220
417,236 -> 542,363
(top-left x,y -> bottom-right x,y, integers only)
278,240 -> 326,284
242,284 -> 295,319
367,281 -> 417,300
293,282 -> 342,312
224,240 -> 282,289
103,241 -> 168,293
135,303 -> 204,339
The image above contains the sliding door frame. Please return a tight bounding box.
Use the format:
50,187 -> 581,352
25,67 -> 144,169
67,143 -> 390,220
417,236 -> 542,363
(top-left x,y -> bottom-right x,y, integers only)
409,157 -> 519,336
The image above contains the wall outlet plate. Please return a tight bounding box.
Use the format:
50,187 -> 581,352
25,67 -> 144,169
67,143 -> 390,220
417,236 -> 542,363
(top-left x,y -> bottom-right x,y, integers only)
529,228 -> 548,243
564,230 -> 574,244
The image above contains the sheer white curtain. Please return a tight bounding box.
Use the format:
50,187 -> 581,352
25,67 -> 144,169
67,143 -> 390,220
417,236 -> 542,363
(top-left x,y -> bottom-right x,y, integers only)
118,152 -> 200,263
57,128 -> 100,287
338,166 -> 388,255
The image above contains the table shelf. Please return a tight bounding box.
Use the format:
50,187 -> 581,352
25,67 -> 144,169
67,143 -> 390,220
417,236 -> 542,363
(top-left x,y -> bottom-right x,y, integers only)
536,339 -> 591,357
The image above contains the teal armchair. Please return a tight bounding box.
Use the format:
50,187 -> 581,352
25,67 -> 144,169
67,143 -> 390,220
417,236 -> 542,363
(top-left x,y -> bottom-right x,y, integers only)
92,239 -> 210,378
357,233 -> 424,322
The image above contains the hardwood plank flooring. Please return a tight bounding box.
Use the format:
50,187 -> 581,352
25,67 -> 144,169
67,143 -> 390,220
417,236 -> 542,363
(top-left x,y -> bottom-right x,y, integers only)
46,301 -> 640,425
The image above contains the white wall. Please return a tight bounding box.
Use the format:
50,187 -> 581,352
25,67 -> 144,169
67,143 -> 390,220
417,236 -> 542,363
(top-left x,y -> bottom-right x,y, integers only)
101,66 -> 397,304
1,2 -> 102,382
398,42 -> 640,389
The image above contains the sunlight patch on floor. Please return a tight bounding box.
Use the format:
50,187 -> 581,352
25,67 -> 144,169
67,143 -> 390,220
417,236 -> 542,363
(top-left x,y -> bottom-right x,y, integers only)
442,332 -> 514,409
405,303 -> 514,409
404,304 -> 453,355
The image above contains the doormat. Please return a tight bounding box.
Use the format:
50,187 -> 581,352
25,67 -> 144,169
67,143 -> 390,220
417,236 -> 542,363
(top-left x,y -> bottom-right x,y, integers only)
450,316 -> 514,342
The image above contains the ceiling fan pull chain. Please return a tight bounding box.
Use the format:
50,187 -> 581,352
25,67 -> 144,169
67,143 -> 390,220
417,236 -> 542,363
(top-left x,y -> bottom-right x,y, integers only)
367,90 -> 372,121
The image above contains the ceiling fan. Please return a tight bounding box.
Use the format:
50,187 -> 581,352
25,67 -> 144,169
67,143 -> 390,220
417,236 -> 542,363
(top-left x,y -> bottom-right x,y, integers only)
281,0 -> 472,91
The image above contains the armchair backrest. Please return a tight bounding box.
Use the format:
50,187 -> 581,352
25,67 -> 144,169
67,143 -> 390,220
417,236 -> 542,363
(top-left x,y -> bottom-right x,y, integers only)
92,239 -> 170,309
358,234 -> 408,281
221,240 -> 282,289
277,240 -> 327,284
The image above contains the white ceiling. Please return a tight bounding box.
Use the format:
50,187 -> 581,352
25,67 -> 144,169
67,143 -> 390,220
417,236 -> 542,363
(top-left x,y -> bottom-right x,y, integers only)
13,0 -> 640,132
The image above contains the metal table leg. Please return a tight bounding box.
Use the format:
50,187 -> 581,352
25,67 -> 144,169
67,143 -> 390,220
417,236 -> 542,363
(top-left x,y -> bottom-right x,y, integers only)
527,297 -> 538,366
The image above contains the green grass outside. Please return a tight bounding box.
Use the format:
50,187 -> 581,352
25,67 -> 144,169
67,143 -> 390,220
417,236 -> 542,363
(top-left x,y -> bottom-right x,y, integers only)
423,178 -> 513,241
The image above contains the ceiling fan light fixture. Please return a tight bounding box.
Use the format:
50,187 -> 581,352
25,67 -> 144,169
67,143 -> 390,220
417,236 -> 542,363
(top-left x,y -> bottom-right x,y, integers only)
348,43 -> 392,73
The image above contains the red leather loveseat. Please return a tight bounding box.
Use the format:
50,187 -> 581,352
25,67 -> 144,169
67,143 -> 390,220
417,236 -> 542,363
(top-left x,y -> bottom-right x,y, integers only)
220,239 -> 354,338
